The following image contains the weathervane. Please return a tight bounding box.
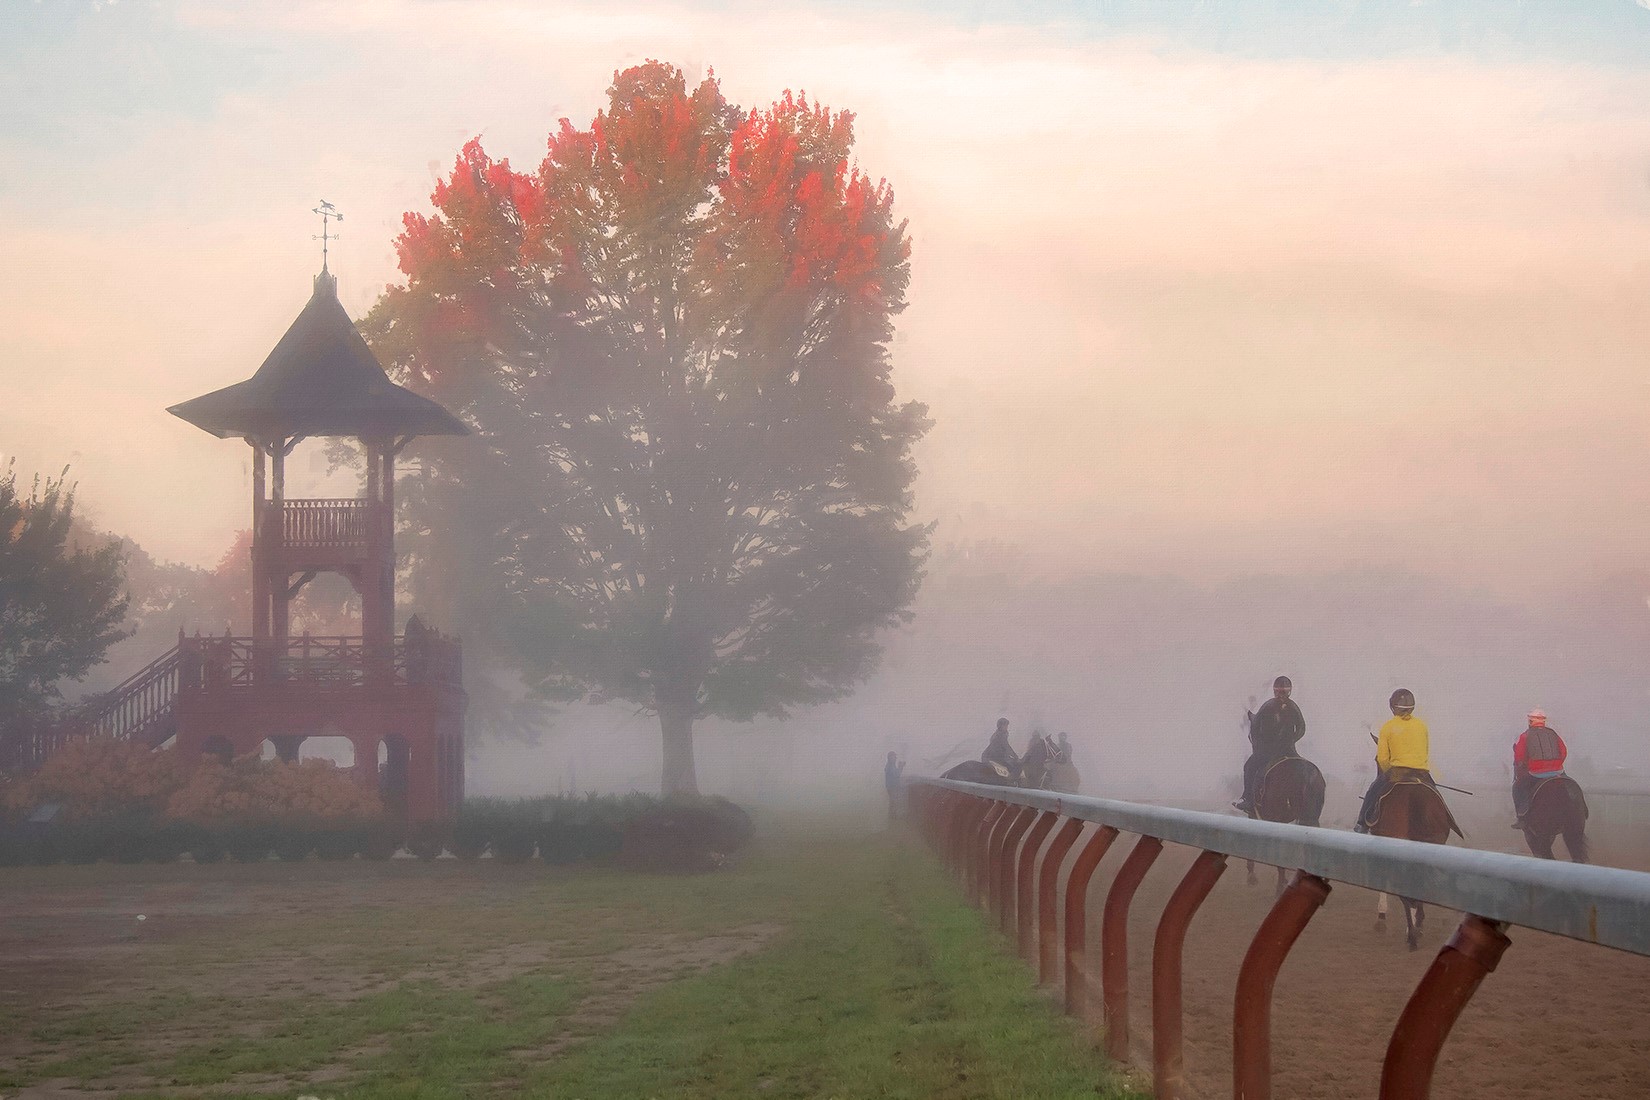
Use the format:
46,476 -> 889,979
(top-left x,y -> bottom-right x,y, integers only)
312,200 -> 343,271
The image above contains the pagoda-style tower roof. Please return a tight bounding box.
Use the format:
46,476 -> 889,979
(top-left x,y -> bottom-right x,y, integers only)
168,270 -> 467,441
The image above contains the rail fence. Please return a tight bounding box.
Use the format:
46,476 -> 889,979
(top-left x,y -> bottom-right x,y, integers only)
908,778 -> 1650,1100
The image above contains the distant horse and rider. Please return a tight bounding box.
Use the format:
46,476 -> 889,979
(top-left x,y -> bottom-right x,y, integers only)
942,718 -> 1080,793
1512,709 -> 1589,863
1344,688 -> 1466,949
1232,676 -> 1326,892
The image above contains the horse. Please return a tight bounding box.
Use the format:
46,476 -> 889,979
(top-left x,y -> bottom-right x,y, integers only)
1520,776 -> 1590,863
1241,756 -> 1325,894
941,756 -> 1067,792
1020,734 -> 1054,790
1369,780 -> 1464,950
941,759 -> 1018,787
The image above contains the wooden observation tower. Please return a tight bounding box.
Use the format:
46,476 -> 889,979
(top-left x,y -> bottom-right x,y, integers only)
158,262 -> 469,825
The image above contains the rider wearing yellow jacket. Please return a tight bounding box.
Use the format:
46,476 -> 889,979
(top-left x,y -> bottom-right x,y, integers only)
1354,688 -> 1435,832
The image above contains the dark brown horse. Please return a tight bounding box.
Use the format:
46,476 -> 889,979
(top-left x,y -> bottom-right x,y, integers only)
941,759 -> 1017,787
1521,776 -> 1590,863
1243,756 -> 1326,893
1371,781 -> 1463,950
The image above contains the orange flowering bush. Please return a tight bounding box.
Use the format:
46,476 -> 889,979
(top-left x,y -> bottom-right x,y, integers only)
1,738 -> 193,822
2,740 -> 382,827
165,757 -> 382,824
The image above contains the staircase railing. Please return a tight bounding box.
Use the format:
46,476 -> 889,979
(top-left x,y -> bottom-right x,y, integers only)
0,643 -> 183,775
84,643 -> 183,745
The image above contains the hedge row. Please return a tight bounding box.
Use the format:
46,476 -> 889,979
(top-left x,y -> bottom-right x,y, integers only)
0,793 -> 754,868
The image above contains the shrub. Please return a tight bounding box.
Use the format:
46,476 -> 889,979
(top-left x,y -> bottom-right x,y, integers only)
313,825 -> 366,861
619,795 -> 755,874
225,823 -> 274,863
2,739 -> 192,824
361,825 -> 401,860
180,823 -> 225,863
450,812 -> 488,860
407,822 -> 447,861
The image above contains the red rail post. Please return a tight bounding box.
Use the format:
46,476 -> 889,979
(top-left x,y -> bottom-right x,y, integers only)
1233,872 -> 1332,1099
1016,811 -> 1060,960
996,806 -> 1040,933
1038,817 -> 1087,984
979,802 -> 1014,907
951,796 -> 987,879
969,800 -> 1007,901
1379,915 -> 1512,1100
1099,835 -> 1164,1058
1151,850 -> 1228,1100
939,792 -> 962,855
1064,825 -> 1124,1017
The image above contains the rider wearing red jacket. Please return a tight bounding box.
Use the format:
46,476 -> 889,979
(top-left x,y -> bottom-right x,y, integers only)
1512,709 -> 1567,827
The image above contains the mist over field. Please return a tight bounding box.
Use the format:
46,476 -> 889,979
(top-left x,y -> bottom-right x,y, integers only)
465,545 -> 1650,806
9,0 -> 1650,807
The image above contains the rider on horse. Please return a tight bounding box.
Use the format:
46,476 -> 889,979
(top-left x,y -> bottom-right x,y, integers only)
1512,708 -> 1568,828
982,718 -> 1021,780
1232,675 -> 1305,815
1355,688 -> 1438,833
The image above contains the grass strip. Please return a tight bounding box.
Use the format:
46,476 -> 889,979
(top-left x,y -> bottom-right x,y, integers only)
535,833 -> 1143,1099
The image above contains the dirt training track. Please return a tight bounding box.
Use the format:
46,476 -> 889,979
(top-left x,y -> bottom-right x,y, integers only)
1078,808 -> 1650,1098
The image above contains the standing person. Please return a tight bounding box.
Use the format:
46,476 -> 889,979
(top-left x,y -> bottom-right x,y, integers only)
1512,709 -> 1568,828
884,751 -> 906,823
1055,732 -> 1073,765
981,718 -> 1021,779
1233,676 -> 1306,814
1354,688 -> 1434,833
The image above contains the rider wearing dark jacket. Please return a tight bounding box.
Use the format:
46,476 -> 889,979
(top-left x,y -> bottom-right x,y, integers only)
1233,676 -> 1305,814
982,718 -> 1021,779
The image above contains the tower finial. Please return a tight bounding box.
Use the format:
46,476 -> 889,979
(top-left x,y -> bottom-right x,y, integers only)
312,200 -> 343,272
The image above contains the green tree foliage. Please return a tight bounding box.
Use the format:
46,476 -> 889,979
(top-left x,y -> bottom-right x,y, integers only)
366,62 -> 931,794
0,465 -> 130,726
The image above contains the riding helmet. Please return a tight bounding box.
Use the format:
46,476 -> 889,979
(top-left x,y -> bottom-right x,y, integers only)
1273,675 -> 1292,693
1389,688 -> 1415,715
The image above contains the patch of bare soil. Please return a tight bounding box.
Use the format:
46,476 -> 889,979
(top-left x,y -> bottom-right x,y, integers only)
0,862 -> 783,1098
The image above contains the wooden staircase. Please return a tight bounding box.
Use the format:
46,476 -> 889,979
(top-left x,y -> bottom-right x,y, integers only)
0,642 -> 182,776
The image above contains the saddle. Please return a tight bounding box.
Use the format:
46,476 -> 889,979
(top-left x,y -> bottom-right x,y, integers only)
1369,773 -> 1465,839
1530,775 -> 1589,820
1259,755 -> 1306,784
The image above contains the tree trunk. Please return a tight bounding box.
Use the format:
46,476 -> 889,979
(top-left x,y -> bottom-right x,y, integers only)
659,700 -> 700,797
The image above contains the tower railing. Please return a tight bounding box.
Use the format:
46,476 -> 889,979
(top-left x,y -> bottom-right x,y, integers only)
266,499 -> 382,551
0,632 -> 461,776
179,632 -> 462,692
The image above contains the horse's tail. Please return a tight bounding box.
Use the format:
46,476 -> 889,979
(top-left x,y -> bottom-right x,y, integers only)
1562,780 -> 1591,863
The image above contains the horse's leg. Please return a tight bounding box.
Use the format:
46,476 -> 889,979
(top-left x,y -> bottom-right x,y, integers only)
1404,898 -> 1420,951
1375,891 -> 1388,932
1246,857 -> 1259,885
1563,826 -> 1590,864
1525,828 -> 1555,860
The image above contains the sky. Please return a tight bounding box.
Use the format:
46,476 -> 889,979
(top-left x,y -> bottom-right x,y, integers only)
4,0 -> 1649,590
7,0 -> 1650,794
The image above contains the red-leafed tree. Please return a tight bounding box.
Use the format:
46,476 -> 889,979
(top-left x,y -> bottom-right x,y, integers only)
365,62 -> 930,795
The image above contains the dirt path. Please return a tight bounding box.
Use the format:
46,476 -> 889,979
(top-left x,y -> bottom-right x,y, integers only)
1066,814 -> 1650,1098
